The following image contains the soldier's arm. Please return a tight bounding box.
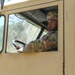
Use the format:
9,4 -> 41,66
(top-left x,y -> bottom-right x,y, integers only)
42,40 -> 57,51
22,39 -> 57,52
22,40 -> 44,52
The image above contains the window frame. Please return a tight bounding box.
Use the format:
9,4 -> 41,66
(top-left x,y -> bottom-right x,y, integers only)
0,14 -> 6,53
5,1 -> 63,53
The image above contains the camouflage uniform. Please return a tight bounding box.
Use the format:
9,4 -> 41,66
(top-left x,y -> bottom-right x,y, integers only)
23,31 -> 58,52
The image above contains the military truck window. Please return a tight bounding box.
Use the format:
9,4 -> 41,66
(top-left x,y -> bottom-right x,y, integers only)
7,6 -> 58,53
0,15 -> 5,53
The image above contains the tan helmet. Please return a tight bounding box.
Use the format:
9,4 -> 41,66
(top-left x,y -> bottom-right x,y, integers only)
47,11 -> 58,20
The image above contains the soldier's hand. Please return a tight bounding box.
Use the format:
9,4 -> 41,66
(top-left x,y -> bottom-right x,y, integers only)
16,46 -> 21,50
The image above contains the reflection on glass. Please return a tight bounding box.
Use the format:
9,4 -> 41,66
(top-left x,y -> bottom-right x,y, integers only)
41,30 -> 48,38
0,16 -> 4,52
7,14 -> 41,53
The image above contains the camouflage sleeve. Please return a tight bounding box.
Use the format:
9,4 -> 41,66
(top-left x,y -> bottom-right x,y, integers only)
38,33 -> 57,51
23,39 -> 45,52
23,32 -> 57,52
23,39 -> 57,52
43,41 -> 57,51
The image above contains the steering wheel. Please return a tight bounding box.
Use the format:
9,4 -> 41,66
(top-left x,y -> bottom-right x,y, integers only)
12,40 -> 26,49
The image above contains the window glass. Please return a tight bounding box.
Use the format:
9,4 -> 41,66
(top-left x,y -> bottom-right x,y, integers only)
41,30 -> 48,38
0,16 -> 5,52
5,0 -> 29,6
7,14 -> 41,53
